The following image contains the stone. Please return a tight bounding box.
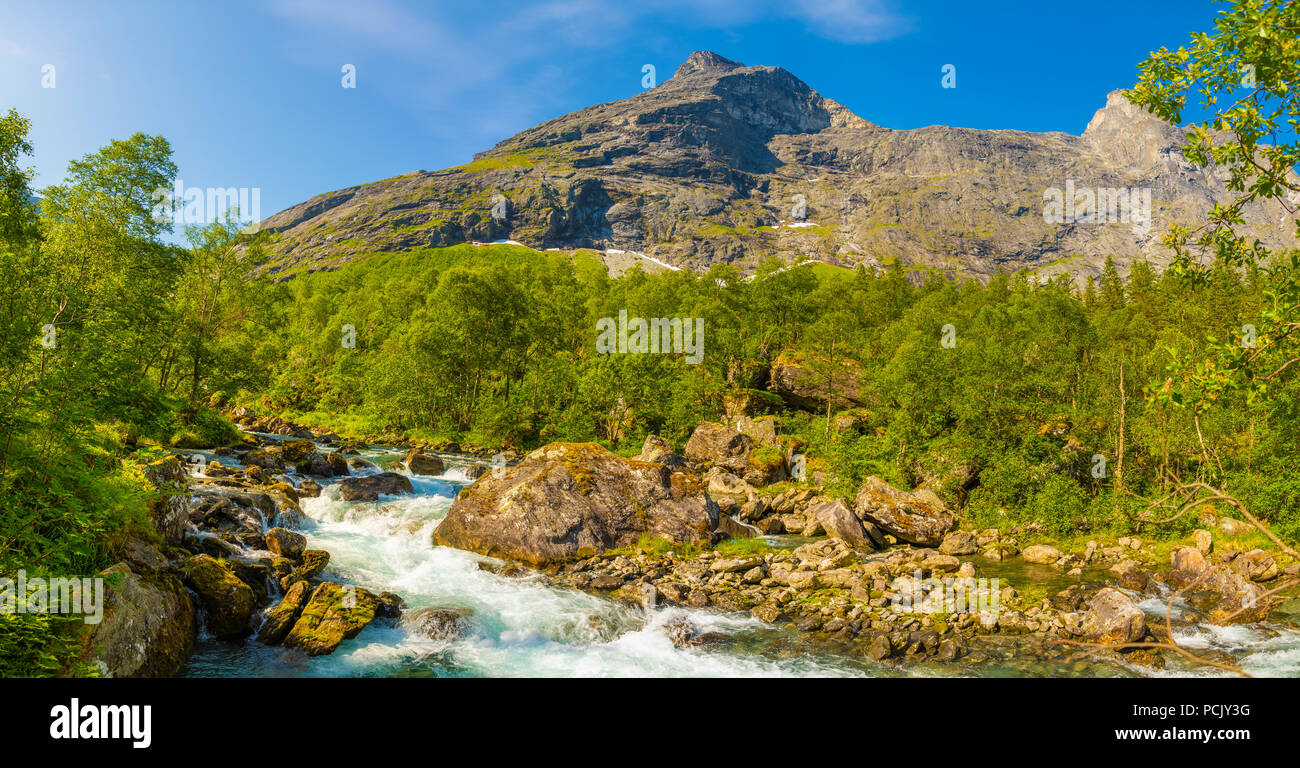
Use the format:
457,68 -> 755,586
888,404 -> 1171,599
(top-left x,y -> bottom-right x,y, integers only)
1238,550 -> 1279,582
402,606 -> 472,641
265,527 -> 307,560
1109,559 -> 1148,591
79,563 -> 196,677
1193,529 -> 1213,555
282,582 -> 381,656
255,580 -> 313,645
853,476 -> 955,547
684,421 -> 753,476
432,442 -> 720,566
808,498 -> 883,550
921,552 -> 961,573
939,531 -> 979,555
636,434 -> 686,469
338,472 -> 415,502
1080,587 -> 1146,645
710,555 -> 763,573
868,633 -> 893,661
182,555 -> 256,639
280,439 -> 317,463
142,456 -> 190,546
405,449 -> 445,476
1022,544 -> 1062,565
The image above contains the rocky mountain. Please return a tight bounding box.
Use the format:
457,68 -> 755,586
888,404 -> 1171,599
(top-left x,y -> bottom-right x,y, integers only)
255,51 -> 1296,282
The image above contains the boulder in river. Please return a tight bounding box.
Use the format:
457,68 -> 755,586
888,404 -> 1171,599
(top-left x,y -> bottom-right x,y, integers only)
405,449 -> 445,476
1021,544 -> 1062,565
255,579 -> 313,645
852,476 -> 955,547
433,442 -> 720,566
265,527 -> 306,560
1079,587 -> 1146,645
1168,545 -> 1276,623
182,555 -> 256,639
339,472 -> 415,502
142,456 -> 190,546
402,606 -> 472,641
282,582 -> 381,656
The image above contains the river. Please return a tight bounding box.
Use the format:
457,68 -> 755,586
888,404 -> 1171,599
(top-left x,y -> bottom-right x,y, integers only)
180,436 -> 1300,678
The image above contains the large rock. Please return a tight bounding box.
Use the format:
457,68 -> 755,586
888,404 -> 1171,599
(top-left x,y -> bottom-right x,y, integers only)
338,472 -> 414,502
1080,587 -> 1146,645
1021,544 -> 1062,565
939,531 -> 979,556
303,451 -> 350,477
182,555 -> 256,639
282,582 -> 381,656
255,580 -> 313,645
405,449 -> 445,476
432,442 -> 720,565
279,439 -> 317,463
636,434 -> 686,469
852,476 -> 955,547
769,353 -> 867,412
684,421 -> 753,476
265,527 -> 306,560
79,563 -> 196,677
1167,545 -> 1275,624
402,606 -> 472,641
684,421 -> 785,485
807,498 -> 882,549
142,456 -> 190,545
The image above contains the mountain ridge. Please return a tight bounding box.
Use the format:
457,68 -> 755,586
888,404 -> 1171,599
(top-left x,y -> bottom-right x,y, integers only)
255,51 -> 1296,282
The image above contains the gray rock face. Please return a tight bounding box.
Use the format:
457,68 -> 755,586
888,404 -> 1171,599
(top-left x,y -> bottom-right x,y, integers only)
254,52 -> 1296,283
432,442 -> 720,565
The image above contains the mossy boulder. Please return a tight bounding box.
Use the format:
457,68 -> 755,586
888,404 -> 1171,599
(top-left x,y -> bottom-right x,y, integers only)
80,563 -> 197,677
265,527 -> 307,560
433,442 -> 720,565
256,580 -> 313,645
182,555 -> 256,639
853,476 -> 955,547
282,582 -> 381,656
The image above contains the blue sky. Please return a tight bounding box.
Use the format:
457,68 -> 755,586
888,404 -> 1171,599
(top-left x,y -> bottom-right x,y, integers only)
1,0 -> 1224,227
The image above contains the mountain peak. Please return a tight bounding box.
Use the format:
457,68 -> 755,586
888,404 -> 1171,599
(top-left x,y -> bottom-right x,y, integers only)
1083,89 -> 1184,170
674,51 -> 744,79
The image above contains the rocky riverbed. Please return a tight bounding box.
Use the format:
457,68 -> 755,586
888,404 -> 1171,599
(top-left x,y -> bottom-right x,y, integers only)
76,414 -> 1300,678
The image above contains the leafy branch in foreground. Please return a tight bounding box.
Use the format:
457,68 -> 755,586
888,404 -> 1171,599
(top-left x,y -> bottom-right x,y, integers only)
1133,0 -> 1300,413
